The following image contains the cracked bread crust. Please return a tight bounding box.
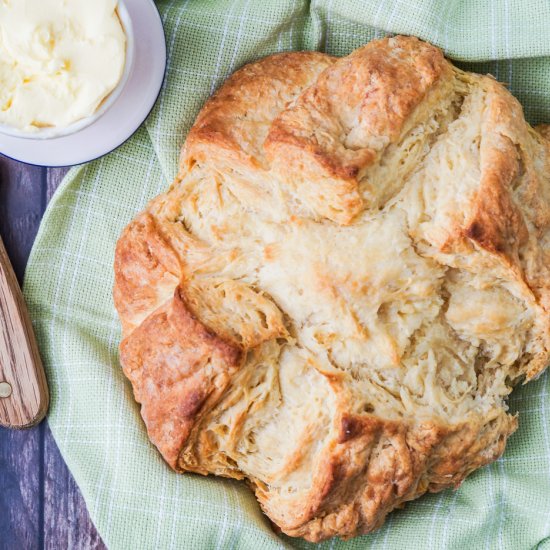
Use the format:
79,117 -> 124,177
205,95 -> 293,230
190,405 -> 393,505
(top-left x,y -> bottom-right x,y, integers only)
264,37 -> 452,224
114,36 -> 550,541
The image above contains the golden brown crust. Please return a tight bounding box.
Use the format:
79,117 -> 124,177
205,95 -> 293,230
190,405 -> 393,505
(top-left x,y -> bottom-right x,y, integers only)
264,36 -> 452,223
114,213 -> 181,338
114,38 -> 550,542
249,407 -> 516,541
433,77 -> 550,379
288,412 -> 516,541
115,213 -> 243,468
255,409 -> 517,541
463,80 -> 529,266
120,286 -> 242,468
182,51 -> 336,174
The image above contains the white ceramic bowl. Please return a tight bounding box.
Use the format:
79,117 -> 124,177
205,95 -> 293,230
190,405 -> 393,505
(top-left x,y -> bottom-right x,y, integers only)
0,0 -> 166,166
0,1 -> 135,141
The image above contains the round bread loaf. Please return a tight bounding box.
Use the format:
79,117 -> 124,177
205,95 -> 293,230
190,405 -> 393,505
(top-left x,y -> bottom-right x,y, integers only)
114,36 -> 550,541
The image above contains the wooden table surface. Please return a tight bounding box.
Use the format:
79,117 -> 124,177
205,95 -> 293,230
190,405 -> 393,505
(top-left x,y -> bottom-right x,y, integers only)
0,156 -> 106,550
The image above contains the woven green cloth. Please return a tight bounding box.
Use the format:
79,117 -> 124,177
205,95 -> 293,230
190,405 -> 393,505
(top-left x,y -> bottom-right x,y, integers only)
23,1 -> 550,548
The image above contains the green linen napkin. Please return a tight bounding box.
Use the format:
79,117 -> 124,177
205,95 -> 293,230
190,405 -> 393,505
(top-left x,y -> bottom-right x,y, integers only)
23,1 -> 550,548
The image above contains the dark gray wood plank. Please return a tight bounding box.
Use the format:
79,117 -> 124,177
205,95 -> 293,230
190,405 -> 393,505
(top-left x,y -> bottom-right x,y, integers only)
44,427 -> 106,550
0,425 -> 42,550
0,155 -> 45,550
0,157 -> 45,282
46,167 -> 69,202
0,159 -> 106,550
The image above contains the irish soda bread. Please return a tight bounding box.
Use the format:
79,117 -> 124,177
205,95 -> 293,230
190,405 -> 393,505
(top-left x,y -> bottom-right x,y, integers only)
114,36 -> 550,541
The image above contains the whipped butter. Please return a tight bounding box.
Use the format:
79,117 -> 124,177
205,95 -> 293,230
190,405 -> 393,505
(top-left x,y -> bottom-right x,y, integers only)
0,0 -> 126,132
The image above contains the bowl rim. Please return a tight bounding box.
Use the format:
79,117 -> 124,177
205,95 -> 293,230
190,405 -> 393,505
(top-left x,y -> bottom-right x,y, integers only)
0,0 -> 135,141
0,0 -> 166,167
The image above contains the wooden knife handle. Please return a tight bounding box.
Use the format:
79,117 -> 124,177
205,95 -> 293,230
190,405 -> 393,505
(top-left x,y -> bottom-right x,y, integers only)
0,235 -> 49,429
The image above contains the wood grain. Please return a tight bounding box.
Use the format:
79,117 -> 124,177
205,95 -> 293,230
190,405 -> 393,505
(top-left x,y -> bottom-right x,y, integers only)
0,157 -> 44,550
44,430 -> 106,550
0,157 -> 44,281
0,426 -> 42,550
0,235 -> 49,428
47,167 -> 68,201
0,157 -> 106,549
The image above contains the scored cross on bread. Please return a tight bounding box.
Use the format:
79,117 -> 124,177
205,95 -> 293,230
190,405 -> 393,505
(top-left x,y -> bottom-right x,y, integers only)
114,36 -> 550,542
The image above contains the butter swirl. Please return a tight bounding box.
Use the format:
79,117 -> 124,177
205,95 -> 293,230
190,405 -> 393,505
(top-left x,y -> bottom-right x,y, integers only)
0,0 -> 126,132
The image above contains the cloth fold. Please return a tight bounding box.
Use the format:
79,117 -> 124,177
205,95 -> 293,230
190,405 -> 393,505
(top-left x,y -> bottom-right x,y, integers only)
24,1 -> 550,548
